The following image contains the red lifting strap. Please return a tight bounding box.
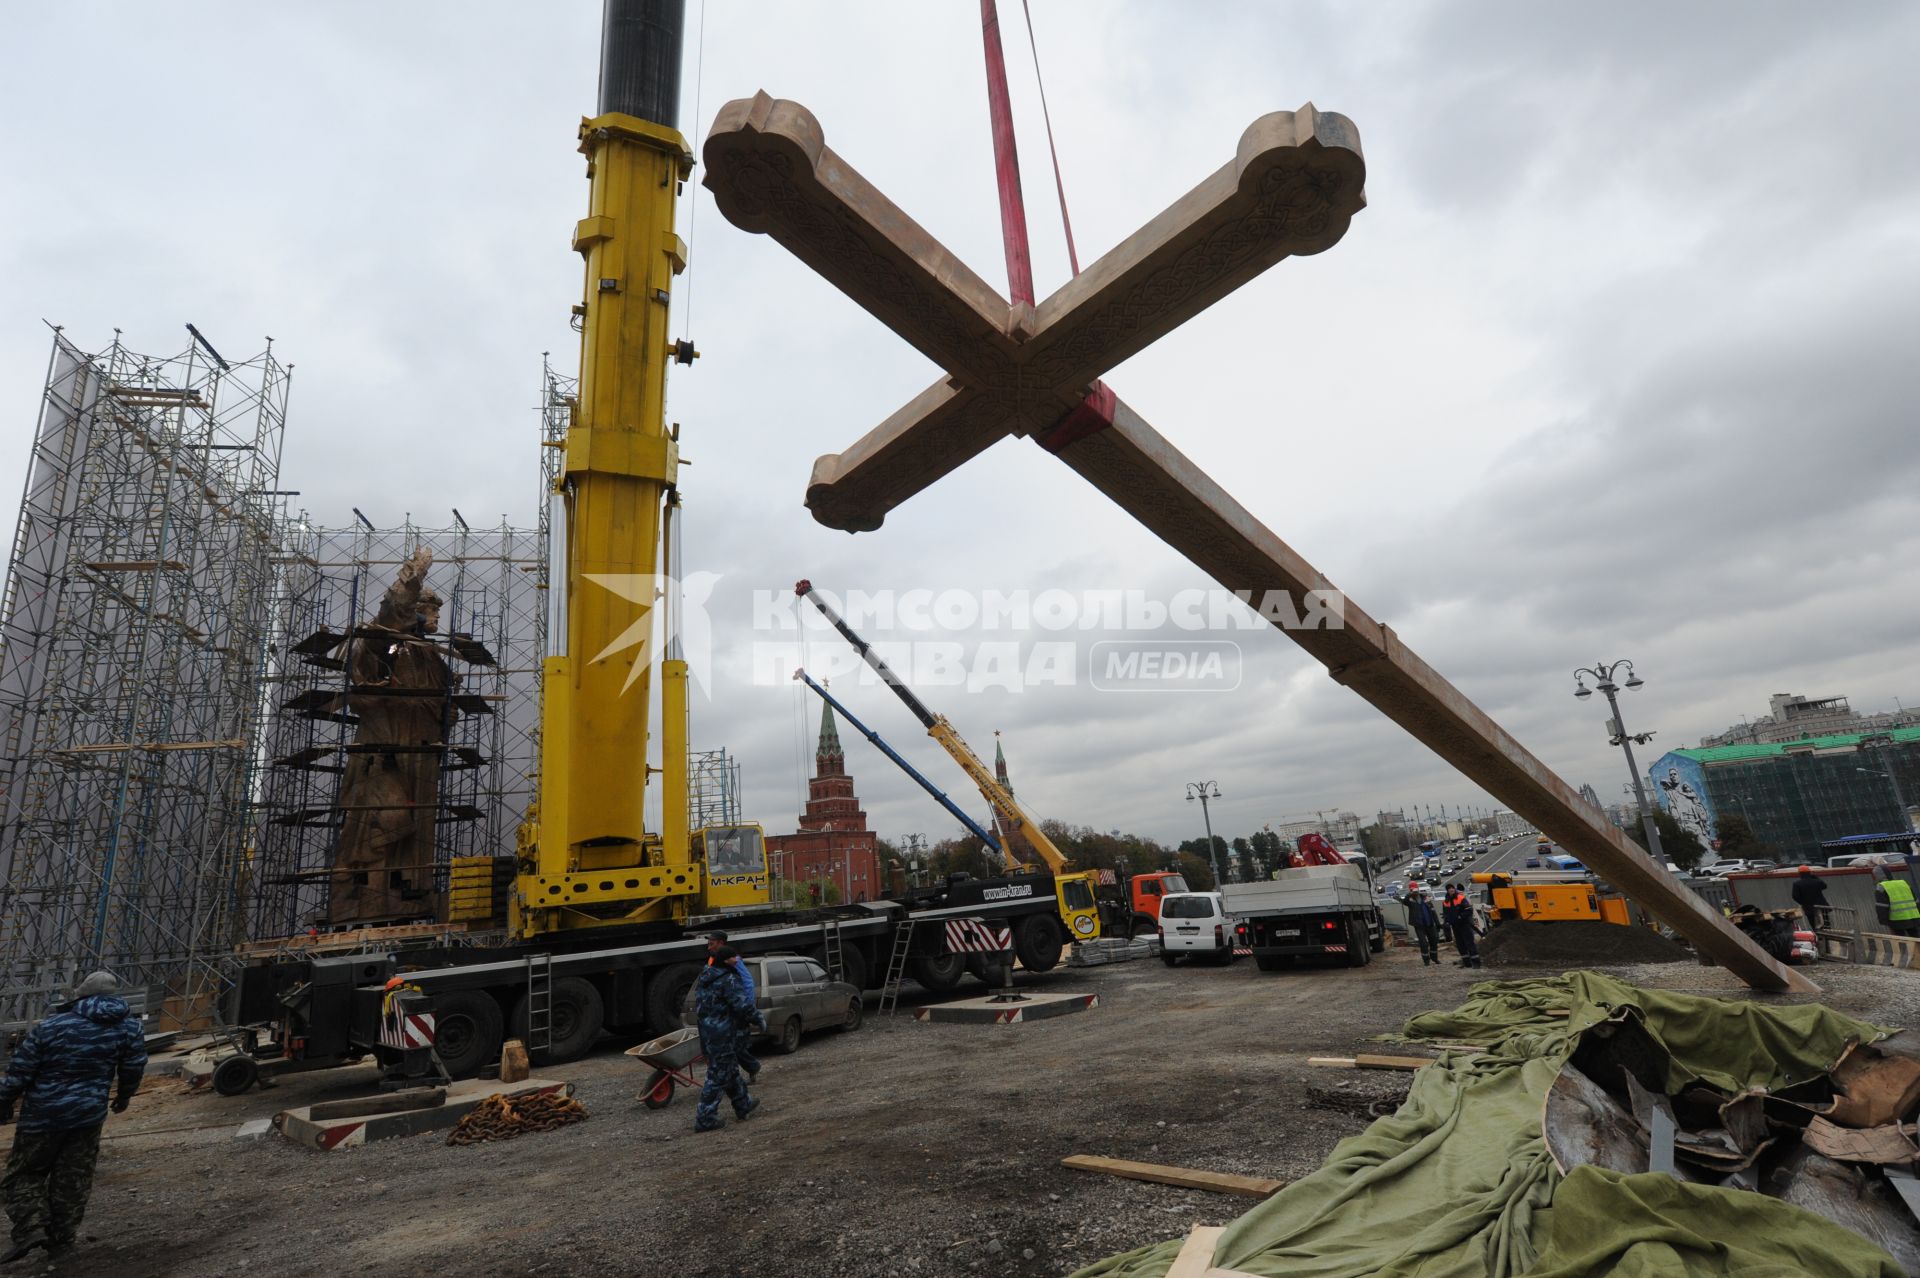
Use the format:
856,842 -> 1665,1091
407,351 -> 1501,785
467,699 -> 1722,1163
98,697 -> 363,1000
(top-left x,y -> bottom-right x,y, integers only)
980,0 -> 1035,307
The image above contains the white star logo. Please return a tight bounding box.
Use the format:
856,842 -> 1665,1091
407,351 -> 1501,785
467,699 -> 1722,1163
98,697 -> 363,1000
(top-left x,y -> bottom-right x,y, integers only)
580,572 -> 722,694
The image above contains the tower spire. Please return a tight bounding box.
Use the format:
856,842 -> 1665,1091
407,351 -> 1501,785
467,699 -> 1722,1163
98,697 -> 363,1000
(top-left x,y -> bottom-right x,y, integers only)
816,697 -> 844,773
994,730 -> 1013,799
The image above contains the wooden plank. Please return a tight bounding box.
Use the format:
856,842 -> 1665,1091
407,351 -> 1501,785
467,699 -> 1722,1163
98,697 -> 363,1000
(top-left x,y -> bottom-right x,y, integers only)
83,560 -> 186,572
1061,1155 -> 1285,1199
1355,1053 -> 1439,1071
307,1087 -> 445,1121
1167,1226 -> 1225,1278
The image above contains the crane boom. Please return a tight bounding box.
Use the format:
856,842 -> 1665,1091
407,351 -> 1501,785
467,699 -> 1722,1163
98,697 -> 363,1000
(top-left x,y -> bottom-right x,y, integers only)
795,580 -> 1073,878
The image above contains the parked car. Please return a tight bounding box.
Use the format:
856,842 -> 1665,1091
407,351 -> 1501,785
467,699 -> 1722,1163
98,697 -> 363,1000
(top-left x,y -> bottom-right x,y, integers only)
683,953 -> 862,1053
1159,891 -> 1239,965
1699,859 -> 1750,877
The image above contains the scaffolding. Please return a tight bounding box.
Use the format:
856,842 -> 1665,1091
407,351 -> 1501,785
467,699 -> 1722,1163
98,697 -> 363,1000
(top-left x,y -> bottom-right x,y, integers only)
249,516 -> 543,938
689,747 -> 743,829
0,327 -> 291,1028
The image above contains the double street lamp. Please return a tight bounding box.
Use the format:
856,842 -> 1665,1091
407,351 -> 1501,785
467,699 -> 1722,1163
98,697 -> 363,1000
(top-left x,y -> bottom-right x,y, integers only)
1185,780 -> 1225,886
1574,658 -> 1664,862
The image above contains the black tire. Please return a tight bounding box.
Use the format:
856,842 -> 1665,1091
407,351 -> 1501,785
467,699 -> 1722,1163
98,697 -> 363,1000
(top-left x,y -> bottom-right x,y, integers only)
1369,916 -> 1386,954
434,989 -> 504,1079
1014,914 -> 1064,973
838,998 -> 863,1033
640,1070 -> 675,1109
212,1054 -> 258,1097
1216,946 -> 1237,966
1253,954 -> 1288,973
512,976 -> 605,1065
644,962 -> 704,1038
1131,918 -> 1157,938
1161,953 -> 1179,967
965,952 -> 1011,987
810,943 -> 870,993
909,952 -> 966,992
1346,916 -> 1371,967
775,1015 -> 803,1055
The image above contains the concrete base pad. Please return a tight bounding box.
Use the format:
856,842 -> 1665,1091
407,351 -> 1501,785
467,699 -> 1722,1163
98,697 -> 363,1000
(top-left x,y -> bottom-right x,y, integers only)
915,991 -> 1098,1025
275,1078 -> 570,1151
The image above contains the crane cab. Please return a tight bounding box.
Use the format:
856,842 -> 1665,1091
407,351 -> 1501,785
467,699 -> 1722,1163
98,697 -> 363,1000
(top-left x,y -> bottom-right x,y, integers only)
696,823 -> 771,910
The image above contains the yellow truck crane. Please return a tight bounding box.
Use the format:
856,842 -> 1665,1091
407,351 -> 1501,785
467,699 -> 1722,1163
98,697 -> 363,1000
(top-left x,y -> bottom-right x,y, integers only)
220,1 -> 1095,1091
795,580 -> 1103,954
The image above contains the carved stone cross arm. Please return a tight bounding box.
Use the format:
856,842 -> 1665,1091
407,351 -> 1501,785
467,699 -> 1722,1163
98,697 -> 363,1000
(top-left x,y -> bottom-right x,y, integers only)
702,89 -> 1810,993
704,92 -> 1366,533
1058,400 -> 1807,988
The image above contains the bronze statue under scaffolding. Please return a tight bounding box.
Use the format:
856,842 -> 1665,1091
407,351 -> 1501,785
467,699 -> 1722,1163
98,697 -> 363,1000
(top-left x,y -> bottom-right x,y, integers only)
327,547 -> 452,923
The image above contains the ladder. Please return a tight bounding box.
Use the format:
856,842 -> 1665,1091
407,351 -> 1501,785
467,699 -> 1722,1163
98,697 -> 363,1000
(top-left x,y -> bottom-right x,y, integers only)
822,918 -> 846,982
523,952 -> 553,1053
877,919 -> 915,1017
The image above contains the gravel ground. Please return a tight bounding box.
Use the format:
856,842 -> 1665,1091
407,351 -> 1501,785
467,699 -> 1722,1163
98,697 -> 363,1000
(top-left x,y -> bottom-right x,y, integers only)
9,948 -> 1912,1277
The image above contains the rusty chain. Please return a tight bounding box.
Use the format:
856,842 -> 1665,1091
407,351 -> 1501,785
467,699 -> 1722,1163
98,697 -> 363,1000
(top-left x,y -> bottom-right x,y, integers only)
446,1091 -> 589,1145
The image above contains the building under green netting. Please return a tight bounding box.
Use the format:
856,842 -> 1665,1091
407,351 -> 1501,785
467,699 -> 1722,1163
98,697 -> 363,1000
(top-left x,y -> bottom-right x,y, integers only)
1647,726 -> 1919,863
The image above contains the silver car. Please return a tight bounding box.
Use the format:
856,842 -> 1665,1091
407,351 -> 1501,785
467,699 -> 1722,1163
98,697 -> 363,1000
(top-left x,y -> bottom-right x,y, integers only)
682,953 -> 863,1054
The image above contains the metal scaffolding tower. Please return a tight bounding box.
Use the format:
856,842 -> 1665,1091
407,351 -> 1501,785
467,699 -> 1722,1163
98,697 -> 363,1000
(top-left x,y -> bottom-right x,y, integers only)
248,517 -> 543,937
0,327 -> 291,1028
689,748 -> 743,829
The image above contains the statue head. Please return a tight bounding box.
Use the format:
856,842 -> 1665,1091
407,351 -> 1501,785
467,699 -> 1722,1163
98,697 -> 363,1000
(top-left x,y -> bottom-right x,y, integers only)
416,589 -> 443,635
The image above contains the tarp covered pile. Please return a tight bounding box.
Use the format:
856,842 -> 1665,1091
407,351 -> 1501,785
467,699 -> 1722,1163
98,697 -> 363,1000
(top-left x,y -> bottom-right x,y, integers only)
1071,972 -> 1917,1277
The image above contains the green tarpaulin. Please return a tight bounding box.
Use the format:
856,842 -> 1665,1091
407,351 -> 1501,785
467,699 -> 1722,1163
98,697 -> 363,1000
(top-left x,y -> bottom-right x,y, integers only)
1069,972 -> 1900,1278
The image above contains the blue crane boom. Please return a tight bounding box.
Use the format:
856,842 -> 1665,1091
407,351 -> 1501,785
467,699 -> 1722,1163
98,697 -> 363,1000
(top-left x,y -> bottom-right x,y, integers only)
792,668 -> 1002,853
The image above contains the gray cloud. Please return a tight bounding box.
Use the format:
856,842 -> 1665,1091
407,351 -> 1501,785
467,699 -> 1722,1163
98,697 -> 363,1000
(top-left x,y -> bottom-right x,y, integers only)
2,2 -> 1913,849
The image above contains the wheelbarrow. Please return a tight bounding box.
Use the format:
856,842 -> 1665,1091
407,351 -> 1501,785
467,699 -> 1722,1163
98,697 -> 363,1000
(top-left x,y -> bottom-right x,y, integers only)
627,1027 -> 705,1110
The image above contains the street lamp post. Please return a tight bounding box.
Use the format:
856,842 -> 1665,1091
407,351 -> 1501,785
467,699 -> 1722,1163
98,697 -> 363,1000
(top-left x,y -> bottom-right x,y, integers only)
1185,780 -> 1225,886
1574,658 -> 1664,862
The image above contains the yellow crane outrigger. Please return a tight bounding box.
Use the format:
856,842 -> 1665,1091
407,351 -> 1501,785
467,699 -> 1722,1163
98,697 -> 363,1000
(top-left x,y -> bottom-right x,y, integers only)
795,581 -> 1102,944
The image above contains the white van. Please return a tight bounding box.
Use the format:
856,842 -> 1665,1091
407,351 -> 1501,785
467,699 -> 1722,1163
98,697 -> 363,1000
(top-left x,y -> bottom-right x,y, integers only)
1158,891 -> 1238,965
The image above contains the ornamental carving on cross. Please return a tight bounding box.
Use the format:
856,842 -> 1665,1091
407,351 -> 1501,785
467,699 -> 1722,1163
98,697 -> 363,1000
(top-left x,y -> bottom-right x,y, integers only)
700,91 -> 1805,992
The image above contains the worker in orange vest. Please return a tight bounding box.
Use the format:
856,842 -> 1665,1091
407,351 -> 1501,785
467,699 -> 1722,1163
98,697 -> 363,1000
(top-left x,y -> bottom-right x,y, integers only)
1443,884 -> 1481,969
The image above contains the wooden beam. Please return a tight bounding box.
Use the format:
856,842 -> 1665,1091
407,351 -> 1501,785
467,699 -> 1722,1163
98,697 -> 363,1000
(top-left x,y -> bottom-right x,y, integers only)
1308,1053 -> 1438,1071
306,1087 -> 445,1121
83,560 -> 186,573
1061,1155 -> 1286,1199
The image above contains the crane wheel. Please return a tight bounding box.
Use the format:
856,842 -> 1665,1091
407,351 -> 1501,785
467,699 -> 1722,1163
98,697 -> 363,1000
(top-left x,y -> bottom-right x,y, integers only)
513,977 -> 605,1064
810,943 -> 869,992
908,952 -> 965,992
644,962 -> 704,1038
433,990 -> 505,1079
1014,915 -> 1063,973
1345,917 -> 1371,967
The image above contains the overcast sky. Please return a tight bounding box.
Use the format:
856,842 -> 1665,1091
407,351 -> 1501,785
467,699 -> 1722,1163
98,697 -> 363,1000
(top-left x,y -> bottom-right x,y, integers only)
3,2 -> 1916,849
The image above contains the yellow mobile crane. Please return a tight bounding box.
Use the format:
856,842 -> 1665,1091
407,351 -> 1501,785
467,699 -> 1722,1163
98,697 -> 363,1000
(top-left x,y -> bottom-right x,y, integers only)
795,581 -> 1103,945
227,2 -> 1102,1088
508,0 -> 770,937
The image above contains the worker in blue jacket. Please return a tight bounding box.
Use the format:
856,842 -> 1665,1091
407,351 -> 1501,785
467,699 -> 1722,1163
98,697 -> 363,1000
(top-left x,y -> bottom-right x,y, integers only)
692,946 -> 760,1133
706,932 -> 763,1082
1406,883 -> 1442,965
0,971 -> 147,1263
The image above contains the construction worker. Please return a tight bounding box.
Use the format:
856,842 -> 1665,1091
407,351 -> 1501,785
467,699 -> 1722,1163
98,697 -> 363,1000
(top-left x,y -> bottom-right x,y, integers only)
1443,884 -> 1482,969
1406,884 -> 1442,965
1790,865 -> 1831,932
705,931 -> 763,1083
1873,868 -> 1920,938
691,945 -> 760,1133
0,971 -> 146,1263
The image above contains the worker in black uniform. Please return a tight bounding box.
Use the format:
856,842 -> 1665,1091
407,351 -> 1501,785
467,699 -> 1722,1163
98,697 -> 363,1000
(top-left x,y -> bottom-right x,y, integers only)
1406,883 -> 1442,965
1789,866 -> 1830,932
1443,883 -> 1481,969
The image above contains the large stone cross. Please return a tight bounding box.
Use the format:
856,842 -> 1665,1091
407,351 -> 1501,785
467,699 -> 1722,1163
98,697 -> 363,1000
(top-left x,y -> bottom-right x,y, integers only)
704,92 -> 1809,992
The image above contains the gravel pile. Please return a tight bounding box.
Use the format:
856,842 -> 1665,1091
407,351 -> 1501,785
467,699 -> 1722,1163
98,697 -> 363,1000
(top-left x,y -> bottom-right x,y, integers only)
1479,920 -> 1691,967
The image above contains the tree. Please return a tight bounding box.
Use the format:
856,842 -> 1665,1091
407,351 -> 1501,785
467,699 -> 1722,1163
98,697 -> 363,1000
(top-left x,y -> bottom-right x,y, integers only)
1174,850 -> 1215,891
1232,836 -> 1254,883
1249,830 -> 1284,878
1629,809 -> 1706,869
